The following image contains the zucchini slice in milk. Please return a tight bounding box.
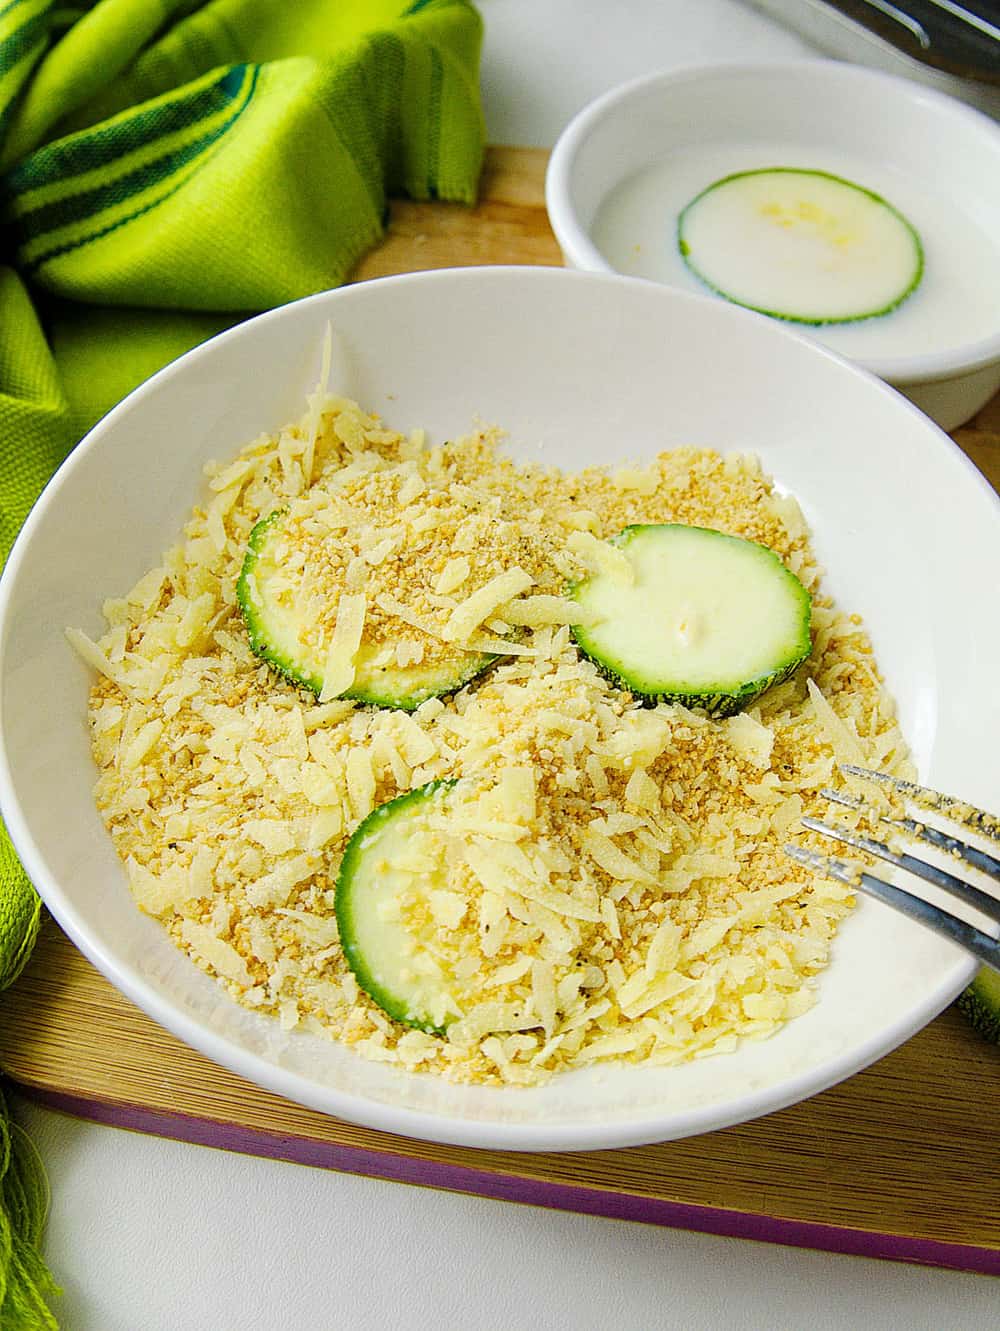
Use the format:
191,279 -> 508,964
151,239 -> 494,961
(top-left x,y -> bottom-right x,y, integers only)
570,524 -> 811,716
336,780 -> 462,1035
237,511 -> 493,710
678,168 -> 923,325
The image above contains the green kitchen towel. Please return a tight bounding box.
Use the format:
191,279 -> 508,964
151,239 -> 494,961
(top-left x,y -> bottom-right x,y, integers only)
0,1088 -> 58,1330
0,1 -> 484,1324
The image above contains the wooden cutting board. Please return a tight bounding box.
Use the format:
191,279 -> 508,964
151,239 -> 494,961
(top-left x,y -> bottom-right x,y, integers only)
3,148 -> 999,1275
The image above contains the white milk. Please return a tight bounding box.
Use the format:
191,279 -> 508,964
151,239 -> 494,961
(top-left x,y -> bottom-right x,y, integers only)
591,142 -> 1000,363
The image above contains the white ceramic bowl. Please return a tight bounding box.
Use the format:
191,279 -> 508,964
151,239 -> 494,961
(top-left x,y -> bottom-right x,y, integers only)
546,61 -> 1000,431
1,267 -> 997,1152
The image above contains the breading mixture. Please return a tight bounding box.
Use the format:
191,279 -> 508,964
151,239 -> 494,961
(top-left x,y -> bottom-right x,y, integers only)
72,394 -> 909,1085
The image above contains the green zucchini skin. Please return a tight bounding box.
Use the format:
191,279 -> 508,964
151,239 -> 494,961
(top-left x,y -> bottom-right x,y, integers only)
237,509 -> 321,689
236,511 -> 494,710
957,968 -> 1000,1045
343,652 -> 495,712
335,780 -> 460,1036
677,167 -> 924,327
570,524 -> 811,717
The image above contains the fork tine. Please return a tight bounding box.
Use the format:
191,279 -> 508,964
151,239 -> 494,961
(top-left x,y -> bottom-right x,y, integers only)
784,844 -> 1000,973
894,819 -> 1000,881
820,787 -> 1000,882
840,764 -> 1000,842
784,841 -> 859,887
801,815 -> 1000,924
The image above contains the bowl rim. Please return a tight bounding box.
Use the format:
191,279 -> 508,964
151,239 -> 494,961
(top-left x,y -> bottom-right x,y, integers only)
545,59 -> 1000,385
0,265 -> 985,1152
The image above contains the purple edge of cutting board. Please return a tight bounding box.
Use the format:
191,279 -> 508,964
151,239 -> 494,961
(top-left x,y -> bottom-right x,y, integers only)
19,1083 -> 999,1277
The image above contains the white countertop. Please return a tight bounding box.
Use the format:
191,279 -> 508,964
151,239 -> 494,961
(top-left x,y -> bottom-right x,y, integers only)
12,4 -> 997,1327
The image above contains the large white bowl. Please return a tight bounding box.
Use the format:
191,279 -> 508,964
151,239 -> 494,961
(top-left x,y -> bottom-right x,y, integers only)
545,62 -> 1000,431
1,267 -> 997,1152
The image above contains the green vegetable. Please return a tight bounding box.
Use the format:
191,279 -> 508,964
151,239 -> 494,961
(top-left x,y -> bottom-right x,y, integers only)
678,167 -> 923,325
237,510 -> 493,710
335,780 -> 462,1035
570,523 -> 811,716
957,968 -> 1000,1045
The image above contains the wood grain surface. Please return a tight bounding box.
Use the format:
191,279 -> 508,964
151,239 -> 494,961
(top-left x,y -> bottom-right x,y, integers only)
4,920 -> 999,1267
2,147 -> 998,1271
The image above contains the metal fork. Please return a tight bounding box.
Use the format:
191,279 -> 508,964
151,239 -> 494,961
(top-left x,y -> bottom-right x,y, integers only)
785,764 -> 1000,973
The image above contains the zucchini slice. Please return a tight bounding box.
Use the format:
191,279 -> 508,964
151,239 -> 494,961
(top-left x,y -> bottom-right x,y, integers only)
336,780 -> 463,1035
678,168 -> 923,325
237,511 -> 493,710
570,524 -> 811,715
957,968 -> 1000,1045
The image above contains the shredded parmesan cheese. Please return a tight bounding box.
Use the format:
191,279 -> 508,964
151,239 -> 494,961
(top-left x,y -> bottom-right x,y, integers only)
319,592 -> 367,702
442,568 -> 534,643
78,392 -> 909,1089
566,530 -> 634,585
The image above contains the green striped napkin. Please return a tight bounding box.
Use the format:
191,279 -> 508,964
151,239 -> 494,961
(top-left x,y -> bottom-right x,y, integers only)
0,2 -> 484,1324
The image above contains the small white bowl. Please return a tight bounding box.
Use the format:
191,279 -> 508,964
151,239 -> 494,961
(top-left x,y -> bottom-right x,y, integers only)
546,61 -> 1000,430
1,268 -> 996,1152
